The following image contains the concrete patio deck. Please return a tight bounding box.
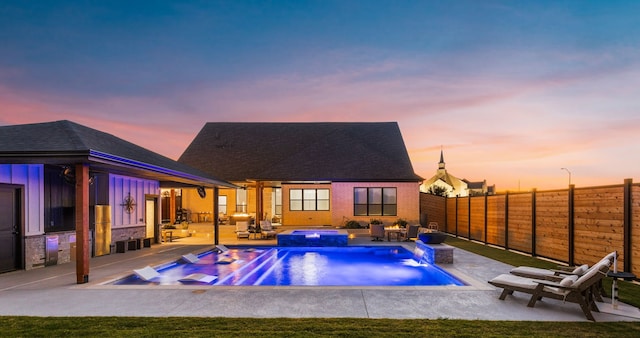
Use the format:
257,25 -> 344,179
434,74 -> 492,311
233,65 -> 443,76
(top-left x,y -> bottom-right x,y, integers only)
0,223 -> 638,321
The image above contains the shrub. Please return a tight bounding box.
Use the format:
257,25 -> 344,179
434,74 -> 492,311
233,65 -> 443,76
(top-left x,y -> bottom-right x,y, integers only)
344,220 -> 363,229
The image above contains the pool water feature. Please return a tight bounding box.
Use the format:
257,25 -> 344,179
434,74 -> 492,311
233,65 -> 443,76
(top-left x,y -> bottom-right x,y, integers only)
277,229 -> 349,246
112,246 -> 466,287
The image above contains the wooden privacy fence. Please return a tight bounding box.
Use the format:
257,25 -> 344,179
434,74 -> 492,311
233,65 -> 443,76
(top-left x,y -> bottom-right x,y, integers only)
422,179 -> 639,277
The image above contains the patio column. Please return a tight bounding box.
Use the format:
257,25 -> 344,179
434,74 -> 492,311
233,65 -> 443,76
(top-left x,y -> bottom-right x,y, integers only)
170,189 -> 176,224
213,187 -> 219,245
75,163 -> 90,284
256,182 -> 264,223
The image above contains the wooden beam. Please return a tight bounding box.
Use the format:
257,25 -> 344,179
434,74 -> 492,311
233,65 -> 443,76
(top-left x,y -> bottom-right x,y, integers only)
75,163 -> 90,284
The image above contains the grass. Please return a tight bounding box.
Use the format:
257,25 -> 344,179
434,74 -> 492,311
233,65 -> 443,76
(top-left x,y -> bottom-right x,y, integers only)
1,237 -> 638,337
1,317 -> 639,337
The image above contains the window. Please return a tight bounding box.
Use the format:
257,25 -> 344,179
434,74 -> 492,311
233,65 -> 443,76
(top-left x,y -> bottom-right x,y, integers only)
354,187 -> 397,216
289,188 -> 330,211
218,195 -> 227,215
272,188 -> 282,216
236,188 -> 247,213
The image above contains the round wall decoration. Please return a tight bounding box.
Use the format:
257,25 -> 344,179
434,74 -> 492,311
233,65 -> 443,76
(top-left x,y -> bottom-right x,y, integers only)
121,194 -> 136,214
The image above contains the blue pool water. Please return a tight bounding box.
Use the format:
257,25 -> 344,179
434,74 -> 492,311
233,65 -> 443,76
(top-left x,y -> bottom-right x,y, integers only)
113,246 -> 466,287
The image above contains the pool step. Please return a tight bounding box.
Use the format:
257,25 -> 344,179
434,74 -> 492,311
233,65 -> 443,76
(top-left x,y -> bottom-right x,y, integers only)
214,249 -> 279,286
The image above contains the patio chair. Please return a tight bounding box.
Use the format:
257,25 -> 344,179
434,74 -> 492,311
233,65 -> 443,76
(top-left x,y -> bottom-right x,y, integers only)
260,220 -> 277,239
427,222 -> 439,231
235,221 -> 250,239
369,224 -> 385,241
488,261 -> 611,321
401,224 -> 420,241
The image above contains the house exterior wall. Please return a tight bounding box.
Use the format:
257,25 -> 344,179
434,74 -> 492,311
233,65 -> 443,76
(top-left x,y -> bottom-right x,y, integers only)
0,164 -> 44,236
108,174 -> 159,242
282,183 -> 333,226
331,182 -> 420,227
1,164 -> 48,270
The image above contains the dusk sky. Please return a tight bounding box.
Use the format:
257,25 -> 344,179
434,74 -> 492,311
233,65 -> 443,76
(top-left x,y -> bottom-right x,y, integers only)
1,1 -> 638,191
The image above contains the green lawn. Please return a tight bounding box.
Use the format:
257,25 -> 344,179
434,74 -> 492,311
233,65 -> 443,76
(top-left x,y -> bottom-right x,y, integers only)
1,317 -> 639,337
1,237 -> 638,337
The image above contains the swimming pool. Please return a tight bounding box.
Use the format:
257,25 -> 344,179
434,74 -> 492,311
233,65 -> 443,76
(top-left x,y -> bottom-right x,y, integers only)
113,246 -> 466,287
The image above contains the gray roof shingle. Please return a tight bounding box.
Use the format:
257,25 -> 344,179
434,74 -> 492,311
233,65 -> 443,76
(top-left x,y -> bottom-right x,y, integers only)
179,122 -> 423,182
0,120 -> 232,187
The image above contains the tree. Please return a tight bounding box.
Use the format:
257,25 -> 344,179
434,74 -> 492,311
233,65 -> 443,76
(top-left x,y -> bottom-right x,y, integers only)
426,185 -> 449,197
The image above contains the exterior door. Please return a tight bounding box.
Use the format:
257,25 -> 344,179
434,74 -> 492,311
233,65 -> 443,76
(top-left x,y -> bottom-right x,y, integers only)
0,185 -> 21,273
145,198 -> 156,239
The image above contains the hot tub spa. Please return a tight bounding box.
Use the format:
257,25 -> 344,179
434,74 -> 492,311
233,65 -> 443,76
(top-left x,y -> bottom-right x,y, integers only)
277,229 -> 349,246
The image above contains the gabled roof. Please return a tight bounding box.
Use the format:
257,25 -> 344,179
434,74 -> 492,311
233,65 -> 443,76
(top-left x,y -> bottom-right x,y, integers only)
0,120 -> 234,188
179,122 -> 423,182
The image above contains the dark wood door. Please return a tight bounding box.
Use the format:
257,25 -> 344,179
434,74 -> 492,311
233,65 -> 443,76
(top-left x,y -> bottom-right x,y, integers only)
0,186 -> 20,273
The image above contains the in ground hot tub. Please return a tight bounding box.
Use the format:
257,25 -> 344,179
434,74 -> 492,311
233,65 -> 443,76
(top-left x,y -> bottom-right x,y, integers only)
277,229 -> 349,246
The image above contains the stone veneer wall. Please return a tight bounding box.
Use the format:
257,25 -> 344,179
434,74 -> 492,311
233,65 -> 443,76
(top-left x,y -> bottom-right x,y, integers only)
24,231 -> 91,270
25,235 -> 45,270
111,226 -> 146,242
414,240 -> 454,264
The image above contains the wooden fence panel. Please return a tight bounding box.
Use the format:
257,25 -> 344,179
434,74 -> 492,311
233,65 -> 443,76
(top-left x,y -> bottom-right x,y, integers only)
446,198 -> 457,234
507,193 -> 533,253
457,198 -> 470,238
535,190 -> 569,262
486,195 -> 506,246
421,180 -> 637,277
632,184 -> 640,276
469,196 -> 485,241
573,186 -> 625,267
420,193 -> 446,231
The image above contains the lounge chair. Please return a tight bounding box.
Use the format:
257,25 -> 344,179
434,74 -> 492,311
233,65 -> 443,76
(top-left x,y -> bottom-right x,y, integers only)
510,251 -> 616,301
369,224 -> 385,241
511,251 -> 616,279
488,261 -> 611,321
260,220 -> 277,239
133,266 -> 160,282
215,244 -> 230,253
510,264 -> 589,280
179,273 -> 217,284
235,221 -> 250,239
181,253 -> 200,263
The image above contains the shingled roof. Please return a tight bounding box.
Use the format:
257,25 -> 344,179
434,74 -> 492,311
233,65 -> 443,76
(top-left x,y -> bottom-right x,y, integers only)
178,122 -> 423,182
0,120 -> 233,188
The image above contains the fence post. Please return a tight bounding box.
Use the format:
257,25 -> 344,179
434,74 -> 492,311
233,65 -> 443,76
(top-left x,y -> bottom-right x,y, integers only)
505,191 -> 509,250
484,192 -> 488,244
568,184 -> 575,266
468,196 -> 472,240
624,178 -> 632,272
531,189 -> 537,257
